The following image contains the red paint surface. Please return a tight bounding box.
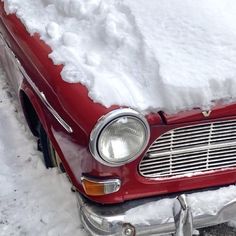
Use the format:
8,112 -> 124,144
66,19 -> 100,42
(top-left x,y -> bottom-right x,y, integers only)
1,1 -> 236,204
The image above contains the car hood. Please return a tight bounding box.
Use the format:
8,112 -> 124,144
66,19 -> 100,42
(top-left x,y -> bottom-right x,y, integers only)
159,102 -> 236,125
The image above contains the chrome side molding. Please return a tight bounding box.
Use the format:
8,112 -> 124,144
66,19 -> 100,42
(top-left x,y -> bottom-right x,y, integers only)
40,91 -> 73,133
17,58 -> 73,134
1,35 -> 73,133
0,32 -> 4,44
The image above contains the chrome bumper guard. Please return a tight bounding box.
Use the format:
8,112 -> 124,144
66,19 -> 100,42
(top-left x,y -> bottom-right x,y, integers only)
76,185 -> 236,236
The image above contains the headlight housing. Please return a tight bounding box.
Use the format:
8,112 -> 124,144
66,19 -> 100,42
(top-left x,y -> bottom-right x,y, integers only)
89,109 -> 150,166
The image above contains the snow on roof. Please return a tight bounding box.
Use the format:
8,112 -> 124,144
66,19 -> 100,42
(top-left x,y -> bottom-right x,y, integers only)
3,0 -> 236,114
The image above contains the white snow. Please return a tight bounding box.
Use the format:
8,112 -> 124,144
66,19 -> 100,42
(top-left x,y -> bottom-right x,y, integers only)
2,1 -> 236,234
2,0 -> 236,114
0,69 -> 87,235
125,185 -> 236,226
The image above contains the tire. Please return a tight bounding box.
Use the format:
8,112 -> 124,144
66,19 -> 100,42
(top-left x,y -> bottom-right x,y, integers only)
39,124 -> 65,172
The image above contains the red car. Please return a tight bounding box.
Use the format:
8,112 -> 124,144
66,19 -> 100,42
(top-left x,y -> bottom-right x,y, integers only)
1,2 -> 236,235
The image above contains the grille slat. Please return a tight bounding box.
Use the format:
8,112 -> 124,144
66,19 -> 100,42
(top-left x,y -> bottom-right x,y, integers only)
143,166 -> 208,176
210,136 -> 236,142
172,140 -> 209,148
148,146 -> 171,152
209,153 -> 236,160
172,130 -> 210,136
174,124 -> 210,132
212,126 -> 236,132
140,163 -> 208,173
152,139 -> 171,145
139,119 -> 236,178
148,141 -> 236,158
140,158 -> 209,171
141,153 -> 207,165
209,160 -> 236,167
211,133 -> 236,139
210,148 -> 236,155
172,136 -> 209,143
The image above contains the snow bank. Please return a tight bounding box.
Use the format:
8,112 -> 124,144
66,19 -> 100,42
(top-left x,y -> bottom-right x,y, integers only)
125,185 -> 236,225
2,0 -> 236,114
0,69 -> 86,235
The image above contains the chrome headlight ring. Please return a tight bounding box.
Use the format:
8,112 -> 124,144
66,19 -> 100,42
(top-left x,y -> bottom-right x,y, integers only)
89,108 -> 150,167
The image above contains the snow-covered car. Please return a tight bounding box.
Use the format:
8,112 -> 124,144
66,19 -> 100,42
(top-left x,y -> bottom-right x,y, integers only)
1,1 -> 236,235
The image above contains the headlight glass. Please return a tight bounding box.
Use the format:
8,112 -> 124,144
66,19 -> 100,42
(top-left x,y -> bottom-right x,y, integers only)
97,116 -> 148,165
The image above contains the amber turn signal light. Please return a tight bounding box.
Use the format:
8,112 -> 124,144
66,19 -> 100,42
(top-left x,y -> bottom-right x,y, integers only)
81,176 -> 121,196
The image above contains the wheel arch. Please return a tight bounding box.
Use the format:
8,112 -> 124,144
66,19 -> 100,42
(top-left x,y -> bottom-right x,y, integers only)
19,90 -> 40,136
19,82 -> 48,138
18,81 -> 81,189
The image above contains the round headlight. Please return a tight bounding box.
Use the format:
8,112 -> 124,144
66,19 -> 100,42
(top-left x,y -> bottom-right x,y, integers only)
90,109 -> 150,166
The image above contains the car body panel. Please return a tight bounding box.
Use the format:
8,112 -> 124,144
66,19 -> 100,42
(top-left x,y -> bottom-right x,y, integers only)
161,102 -> 236,124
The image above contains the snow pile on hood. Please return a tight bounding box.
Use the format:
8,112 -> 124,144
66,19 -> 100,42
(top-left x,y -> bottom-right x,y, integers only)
2,0 -> 236,114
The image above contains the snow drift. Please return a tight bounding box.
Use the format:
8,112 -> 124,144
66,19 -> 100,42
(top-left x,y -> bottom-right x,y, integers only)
2,0 -> 236,114
0,68 -> 86,235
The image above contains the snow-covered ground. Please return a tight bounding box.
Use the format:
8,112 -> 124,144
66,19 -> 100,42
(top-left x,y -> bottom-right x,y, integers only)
0,68 -> 87,236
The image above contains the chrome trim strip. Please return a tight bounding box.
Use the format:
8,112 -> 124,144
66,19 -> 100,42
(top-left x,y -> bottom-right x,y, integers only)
39,91 -> 73,133
18,60 -> 73,134
0,32 -> 4,43
1,37 -> 73,133
89,108 -> 150,167
148,141 -> 236,158
25,78 -> 73,133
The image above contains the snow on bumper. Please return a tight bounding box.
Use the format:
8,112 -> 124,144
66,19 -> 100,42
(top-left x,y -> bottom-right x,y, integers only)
76,185 -> 236,236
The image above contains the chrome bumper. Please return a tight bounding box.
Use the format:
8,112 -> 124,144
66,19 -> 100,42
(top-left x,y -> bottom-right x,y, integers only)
76,185 -> 236,236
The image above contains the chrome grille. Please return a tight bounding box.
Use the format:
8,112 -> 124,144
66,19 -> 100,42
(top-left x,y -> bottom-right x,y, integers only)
139,120 -> 236,178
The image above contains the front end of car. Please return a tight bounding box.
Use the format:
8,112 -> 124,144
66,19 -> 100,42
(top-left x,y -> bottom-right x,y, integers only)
77,105 -> 236,235
2,1 -> 236,234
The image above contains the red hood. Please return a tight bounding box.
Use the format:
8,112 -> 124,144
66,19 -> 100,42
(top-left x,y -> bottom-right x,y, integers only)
159,102 -> 236,125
